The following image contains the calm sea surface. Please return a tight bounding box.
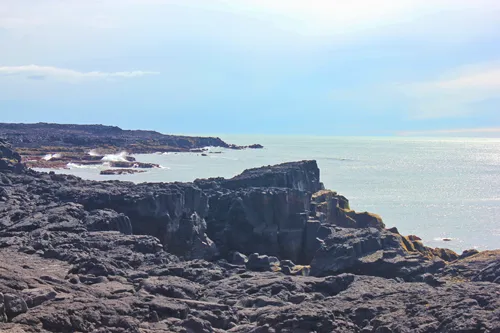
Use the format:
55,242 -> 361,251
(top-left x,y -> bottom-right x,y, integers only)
41,136 -> 500,253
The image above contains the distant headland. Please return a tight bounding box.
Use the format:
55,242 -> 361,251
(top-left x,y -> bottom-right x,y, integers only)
0,122 -> 263,169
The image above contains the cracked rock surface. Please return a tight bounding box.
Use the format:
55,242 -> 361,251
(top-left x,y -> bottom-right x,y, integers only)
0,139 -> 499,332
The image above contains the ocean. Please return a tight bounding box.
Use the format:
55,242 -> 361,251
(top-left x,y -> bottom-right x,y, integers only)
41,135 -> 500,253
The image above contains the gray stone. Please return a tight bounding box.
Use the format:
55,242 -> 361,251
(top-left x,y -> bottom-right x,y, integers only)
4,293 -> 28,319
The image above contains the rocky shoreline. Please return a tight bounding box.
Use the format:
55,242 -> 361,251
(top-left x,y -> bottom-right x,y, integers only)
0,122 -> 263,170
0,138 -> 499,332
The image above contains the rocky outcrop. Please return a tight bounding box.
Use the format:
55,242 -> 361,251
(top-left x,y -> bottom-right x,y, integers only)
0,139 -> 23,173
100,169 -> 146,175
0,141 -> 499,332
309,226 -> 446,280
311,189 -> 385,229
196,160 -> 323,193
224,160 -> 323,193
107,161 -> 160,169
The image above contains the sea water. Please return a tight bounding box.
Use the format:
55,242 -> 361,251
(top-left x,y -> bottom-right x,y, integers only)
41,136 -> 500,253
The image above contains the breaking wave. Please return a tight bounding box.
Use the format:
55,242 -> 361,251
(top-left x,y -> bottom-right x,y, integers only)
203,146 -> 224,153
42,153 -> 61,161
67,163 -> 102,169
101,152 -> 129,162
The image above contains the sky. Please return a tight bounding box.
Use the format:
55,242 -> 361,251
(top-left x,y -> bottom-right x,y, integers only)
0,0 -> 499,136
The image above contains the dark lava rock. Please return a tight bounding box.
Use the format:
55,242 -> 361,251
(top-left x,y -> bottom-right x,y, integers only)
108,161 -> 160,169
247,144 -> 264,149
205,187 -> 310,262
459,248 -> 480,259
4,293 -> 28,320
198,160 -> 323,193
0,139 -> 24,173
0,140 -> 499,332
232,252 -> 248,265
246,253 -> 280,272
100,169 -> 146,175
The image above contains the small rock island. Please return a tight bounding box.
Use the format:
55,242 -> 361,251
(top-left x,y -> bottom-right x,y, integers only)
0,138 -> 499,332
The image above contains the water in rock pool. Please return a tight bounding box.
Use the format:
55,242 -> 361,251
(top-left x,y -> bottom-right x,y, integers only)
40,135 -> 500,253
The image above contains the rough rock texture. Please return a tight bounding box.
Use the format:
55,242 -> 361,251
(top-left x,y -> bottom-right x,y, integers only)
309,226 -> 447,280
1,140 -> 499,332
0,139 -> 24,173
311,190 -> 385,229
100,169 -> 146,176
204,187 -> 310,263
220,160 -> 323,193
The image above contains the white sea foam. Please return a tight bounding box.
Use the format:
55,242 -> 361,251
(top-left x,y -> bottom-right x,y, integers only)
203,146 -> 225,153
101,151 -> 129,162
67,163 -> 102,169
88,149 -> 99,156
42,153 -> 61,161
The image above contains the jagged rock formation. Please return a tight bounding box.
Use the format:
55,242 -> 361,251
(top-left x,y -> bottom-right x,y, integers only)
0,139 -> 499,332
0,139 -> 24,173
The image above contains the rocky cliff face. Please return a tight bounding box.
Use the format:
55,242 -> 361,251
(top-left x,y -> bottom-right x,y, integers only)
0,141 -> 499,332
219,160 -> 323,193
204,187 -> 310,263
196,161 -> 323,263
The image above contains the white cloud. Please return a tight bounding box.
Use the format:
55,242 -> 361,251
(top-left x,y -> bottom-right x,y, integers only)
1,0 -> 499,65
0,65 -> 159,82
433,68 -> 500,91
400,62 -> 500,119
397,127 -> 500,137
1,0 -> 499,37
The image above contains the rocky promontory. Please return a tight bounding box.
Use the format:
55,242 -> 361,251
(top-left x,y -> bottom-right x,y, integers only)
0,122 -> 263,169
0,138 -> 499,332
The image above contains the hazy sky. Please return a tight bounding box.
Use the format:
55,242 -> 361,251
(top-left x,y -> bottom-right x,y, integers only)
1,0 -> 499,136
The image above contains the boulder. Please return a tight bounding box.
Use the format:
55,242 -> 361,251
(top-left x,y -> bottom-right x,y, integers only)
246,254 -> 280,272
232,252 -> 248,265
84,209 -> 133,235
21,288 -> 57,308
4,294 -> 28,319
